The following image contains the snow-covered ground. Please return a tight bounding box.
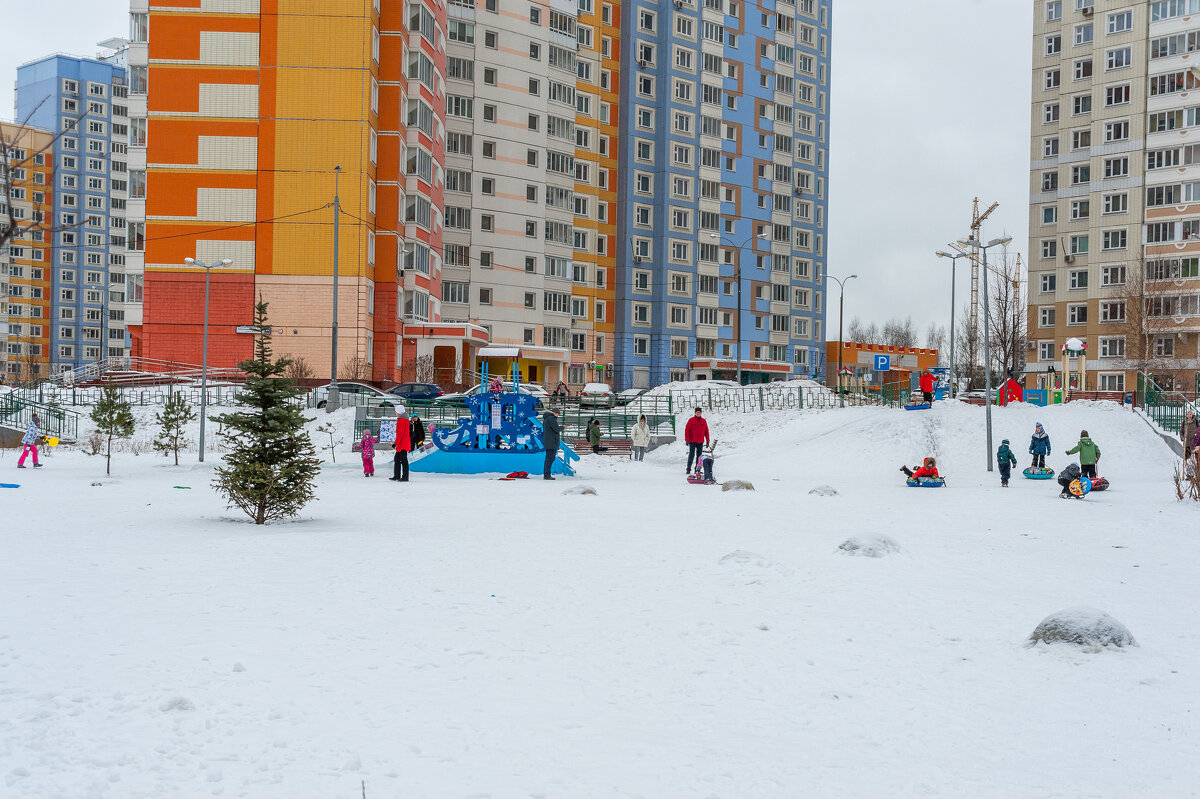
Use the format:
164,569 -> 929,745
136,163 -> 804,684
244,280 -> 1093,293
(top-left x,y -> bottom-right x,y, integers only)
2,399 -> 1198,798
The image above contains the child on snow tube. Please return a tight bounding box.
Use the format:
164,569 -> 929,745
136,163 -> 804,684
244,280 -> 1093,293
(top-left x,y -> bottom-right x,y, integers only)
900,457 -> 940,479
1057,462 -> 1082,498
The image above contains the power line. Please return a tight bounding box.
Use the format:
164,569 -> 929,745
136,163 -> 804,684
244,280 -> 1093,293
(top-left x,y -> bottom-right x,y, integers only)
143,203 -> 331,242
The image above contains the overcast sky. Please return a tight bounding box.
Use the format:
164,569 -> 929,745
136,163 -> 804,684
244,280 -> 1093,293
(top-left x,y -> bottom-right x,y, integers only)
3,0 -> 1032,345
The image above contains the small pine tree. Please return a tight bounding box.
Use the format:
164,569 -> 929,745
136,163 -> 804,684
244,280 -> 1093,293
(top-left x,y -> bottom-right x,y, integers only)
90,386 -> 135,475
212,300 -> 321,524
153,390 -> 197,465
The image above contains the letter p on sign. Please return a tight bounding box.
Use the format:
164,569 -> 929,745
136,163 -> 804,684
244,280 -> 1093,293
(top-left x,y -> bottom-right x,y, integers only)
874,354 -> 891,371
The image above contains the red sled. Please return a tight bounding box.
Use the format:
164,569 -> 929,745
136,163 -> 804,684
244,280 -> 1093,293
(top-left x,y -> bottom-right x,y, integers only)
687,475 -> 717,485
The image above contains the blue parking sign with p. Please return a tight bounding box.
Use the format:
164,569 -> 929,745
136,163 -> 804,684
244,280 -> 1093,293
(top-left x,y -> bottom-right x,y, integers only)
874,355 -> 891,371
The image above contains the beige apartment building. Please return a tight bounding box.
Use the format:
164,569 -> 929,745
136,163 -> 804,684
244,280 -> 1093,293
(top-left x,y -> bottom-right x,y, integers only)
1029,0 -> 1200,394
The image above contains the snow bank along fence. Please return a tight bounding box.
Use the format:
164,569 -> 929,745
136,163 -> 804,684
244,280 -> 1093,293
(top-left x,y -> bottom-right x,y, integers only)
1136,371 -> 1198,439
23,383 -> 249,408
0,393 -> 79,443
667,381 -> 909,413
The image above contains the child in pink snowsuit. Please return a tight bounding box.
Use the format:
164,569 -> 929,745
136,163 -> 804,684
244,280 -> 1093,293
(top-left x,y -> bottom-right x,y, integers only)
360,430 -> 379,477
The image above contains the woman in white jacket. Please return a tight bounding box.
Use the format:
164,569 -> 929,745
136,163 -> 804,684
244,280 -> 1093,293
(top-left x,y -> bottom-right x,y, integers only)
630,415 -> 651,461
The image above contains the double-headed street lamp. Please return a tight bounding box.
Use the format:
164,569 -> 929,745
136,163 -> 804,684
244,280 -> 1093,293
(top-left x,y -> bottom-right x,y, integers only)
828,273 -> 857,407
956,235 -> 1012,472
934,249 -> 972,397
708,229 -> 770,385
184,256 -> 233,462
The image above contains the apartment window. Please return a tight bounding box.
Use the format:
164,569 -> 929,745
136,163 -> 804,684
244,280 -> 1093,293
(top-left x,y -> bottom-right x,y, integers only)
1045,69 -> 1061,90
1155,337 -> 1175,357
1043,205 -> 1058,224
1071,165 -> 1090,185
1047,1 -> 1062,21
1103,192 -> 1127,214
1070,234 -> 1089,254
1069,269 -> 1089,290
1099,337 -> 1125,358
1072,129 -> 1091,149
1042,171 -> 1059,192
1072,94 -> 1092,115
1101,264 -> 1126,286
1099,373 -> 1125,392
1101,230 -> 1127,250
1044,103 -> 1060,124
1100,300 -> 1126,322
1105,85 -> 1130,106
1047,33 -> 1063,55
1070,199 -> 1090,220
1074,59 -> 1093,80
1074,23 -> 1093,46
1106,47 -> 1132,70
633,336 -> 649,356
1103,156 -> 1128,178
1040,307 -> 1056,327
1044,137 -> 1060,157
1107,11 -> 1132,35
1039,341 -> 1056,361
1041,273 -> 1057,292
1067,303 -> 1088,325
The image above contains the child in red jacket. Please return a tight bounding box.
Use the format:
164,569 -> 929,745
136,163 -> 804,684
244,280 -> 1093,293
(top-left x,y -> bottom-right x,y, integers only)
900,457 -> 939,479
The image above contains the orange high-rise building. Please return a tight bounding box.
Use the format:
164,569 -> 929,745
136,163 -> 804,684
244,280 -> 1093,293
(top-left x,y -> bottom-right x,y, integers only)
129,0 -> 483,381
1,122 -> 54,380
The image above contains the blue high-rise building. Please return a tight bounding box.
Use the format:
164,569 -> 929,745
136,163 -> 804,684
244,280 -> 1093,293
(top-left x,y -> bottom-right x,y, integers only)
16,52 -> 129,373
615,0 -> 831,388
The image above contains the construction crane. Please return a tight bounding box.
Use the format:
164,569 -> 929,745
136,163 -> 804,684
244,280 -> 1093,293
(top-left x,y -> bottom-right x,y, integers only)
968,197 -> 999,335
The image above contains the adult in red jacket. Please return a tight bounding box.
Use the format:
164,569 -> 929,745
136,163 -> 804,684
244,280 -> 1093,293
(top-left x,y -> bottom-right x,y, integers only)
919,369 -> 937,404
684,407 -> 710,475
391,407 -> 412,482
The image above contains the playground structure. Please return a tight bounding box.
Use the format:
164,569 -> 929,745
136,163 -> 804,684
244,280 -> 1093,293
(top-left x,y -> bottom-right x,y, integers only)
374,364 -> 579,476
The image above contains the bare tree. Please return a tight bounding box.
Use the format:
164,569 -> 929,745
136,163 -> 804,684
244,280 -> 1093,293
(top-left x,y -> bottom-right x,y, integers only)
880,316 -> 917,348
845,316 -> 869,344
414,354 -> 435,383
1120,255 -> 1184,388
925,323 -> 947,353
987,249 -> 1027,379
956,304 -> 982,388
283,355 -> 315,384
1,101 -> 86,251
340,355 -> 370,381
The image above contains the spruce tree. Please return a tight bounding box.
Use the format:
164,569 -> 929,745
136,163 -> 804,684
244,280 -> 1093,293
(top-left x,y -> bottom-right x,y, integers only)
153,390 -> 197,465
90,386 -> 135,476
212,300 -> 320,524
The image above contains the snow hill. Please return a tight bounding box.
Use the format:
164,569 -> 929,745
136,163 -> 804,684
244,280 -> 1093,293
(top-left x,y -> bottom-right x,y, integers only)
1,399 -> 1197,798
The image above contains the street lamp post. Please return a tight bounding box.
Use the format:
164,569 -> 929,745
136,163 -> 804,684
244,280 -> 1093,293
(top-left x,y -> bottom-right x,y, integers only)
935,250 -> 973,397
328,165 -> 341,413
184,256 -> 233,462
828,274 -> 858,407
958,235 -> 1012,472
709,229 -> 770,385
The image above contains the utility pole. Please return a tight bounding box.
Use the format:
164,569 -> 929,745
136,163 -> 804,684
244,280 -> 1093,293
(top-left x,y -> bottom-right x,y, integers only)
328,165 -> 341,412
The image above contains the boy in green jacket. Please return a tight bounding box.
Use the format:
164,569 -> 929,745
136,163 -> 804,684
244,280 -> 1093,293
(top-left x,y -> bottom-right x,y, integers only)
1066,430 -> 1101,480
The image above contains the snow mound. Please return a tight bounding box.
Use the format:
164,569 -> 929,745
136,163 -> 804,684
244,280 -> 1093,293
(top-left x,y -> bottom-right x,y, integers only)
159,697 -> 196,712
809,484 -> 838,496
562,485 -> 597,496
837,535 -> 901,558
1027,606 -> 1138,649
721,479 -> 755,492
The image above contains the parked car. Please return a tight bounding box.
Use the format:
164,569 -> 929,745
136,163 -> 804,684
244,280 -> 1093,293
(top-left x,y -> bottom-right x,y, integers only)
579,382 -> 615,407
614,387 -> 649,406
310,381 -> 395,409
437,383 -> 545,408
385,382 -> 444,402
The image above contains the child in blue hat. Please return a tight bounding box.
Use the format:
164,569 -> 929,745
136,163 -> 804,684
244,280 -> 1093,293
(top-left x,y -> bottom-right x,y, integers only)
997,438 -> 1017,487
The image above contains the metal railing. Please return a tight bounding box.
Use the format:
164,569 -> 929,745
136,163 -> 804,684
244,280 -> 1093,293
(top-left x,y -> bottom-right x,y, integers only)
20,383 -> 247,408
666,380 -> 909,412
1137,371 -> 1198,436
0,393 -> 80,442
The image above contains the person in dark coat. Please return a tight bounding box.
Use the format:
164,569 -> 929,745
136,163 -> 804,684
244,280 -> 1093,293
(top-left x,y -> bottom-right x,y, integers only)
587,418 -> 606,454
410,413 -> 426,450
1057,462 -> 1082,498
997,439 -> 1017,487
1181,409 -> 1198,462
390,406 -> 412,482
541,408 -> 561,480
1028,423 -> 1051,468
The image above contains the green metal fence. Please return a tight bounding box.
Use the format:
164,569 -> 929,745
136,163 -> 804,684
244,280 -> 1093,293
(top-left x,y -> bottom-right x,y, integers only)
0,393 -> 80,442
25,383 -> 246,408
1137,371 -> 1197,436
